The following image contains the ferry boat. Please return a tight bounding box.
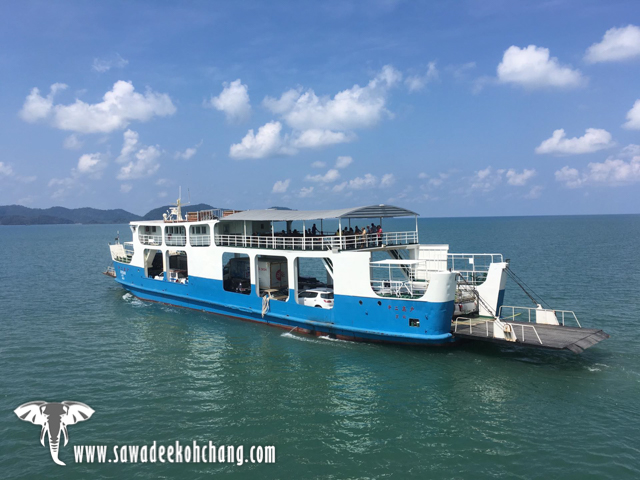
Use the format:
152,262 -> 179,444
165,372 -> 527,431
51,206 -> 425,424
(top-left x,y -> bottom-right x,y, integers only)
105,202 -> 608,352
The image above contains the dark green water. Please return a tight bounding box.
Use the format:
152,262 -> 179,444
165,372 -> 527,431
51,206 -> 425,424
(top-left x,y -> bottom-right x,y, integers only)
1,215 -> 639,479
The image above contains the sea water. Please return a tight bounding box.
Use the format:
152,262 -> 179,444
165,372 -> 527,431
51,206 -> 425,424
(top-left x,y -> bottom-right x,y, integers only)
0,215 -> 639,479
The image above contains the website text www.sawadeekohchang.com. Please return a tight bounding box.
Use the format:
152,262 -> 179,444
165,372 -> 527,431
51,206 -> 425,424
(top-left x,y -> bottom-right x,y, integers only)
73,441 -> 275,465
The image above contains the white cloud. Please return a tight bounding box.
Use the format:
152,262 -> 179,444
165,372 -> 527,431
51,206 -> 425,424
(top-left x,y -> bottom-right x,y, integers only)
19,81 -> 176,133
497,45 -> 584,89
117,129 -> 140,163
175,141 -> 202,160
298,186 -> 314,197
405,62 -> 439,92
77,152 -> 107,179
229,121 -> 293,159
311,161 -> 326,168
335,156 -> 353,169
156,178 -> 168,186
118,145 -> 161,180
418,172 -> 428,179
290,129 -> 353,148
272,179 -> 290,193
380,173 -> 396,187
332,182 -> 347,193
63,134 -> 83,150
621,144 -> 640,157
305,169 -> 340,183
263,65 -> 401,131
525,185 -> 544,199
0,162 -> 14,176
556,156 -> 640,187
471,167 -> 504,192
505,168 -> 536,186
470,166 -> 534,191
92,53 -> 128,73
120,184 -> 133,193
348,173 -> 377,190
115,130 -> 161,180
19,83 -> 67,122
208,79 -> 251,124
585,25 -> 640,63
535,128 -> 614,155
623,100 -> 640,130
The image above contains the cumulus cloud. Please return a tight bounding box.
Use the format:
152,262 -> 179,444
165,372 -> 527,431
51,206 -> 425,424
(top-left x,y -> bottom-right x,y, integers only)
305,169 -> 340,183
47,151 -> 108,197
264,65 -> 401,131
311,161 -> 326,168
0,162 -> 14,176
535,128 -> 614,155
272,179 -> 290,193
335,156 -> 353,169
175,140 -> 202,160
229,121 -> 292,159
585,25 -> 640,63
19,81 -> 176,133
77,152 -> 107,178
232,66 -> 402,159
92,53 -> 129,73
19,83 -> 68,122
470,166 -> 534,191
115,130 -> 162,180
348,173 -> 378,190
120,184 -> 133,193
118,146 -> 161,180
405,62 -> 439,92
525,185 -> 544,199
298,186 -> 314,197
290,129 -> 354,149
497,45 -> 584,89
380,173 -> 396,187
623,100 -> 640,130
505,168 -> 536,186
63,134 -> 83,150
556,156 -> 640,188
208,79 -> 251,123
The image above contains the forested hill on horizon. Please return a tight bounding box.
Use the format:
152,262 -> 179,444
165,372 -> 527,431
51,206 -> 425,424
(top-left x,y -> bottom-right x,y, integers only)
0,203 -> 218,225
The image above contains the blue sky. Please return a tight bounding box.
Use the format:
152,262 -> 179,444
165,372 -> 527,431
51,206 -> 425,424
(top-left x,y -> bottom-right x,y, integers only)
1,0 -> 640,217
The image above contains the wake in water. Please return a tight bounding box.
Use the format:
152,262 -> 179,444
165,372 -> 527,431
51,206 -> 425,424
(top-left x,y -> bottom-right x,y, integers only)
122,292 -> 147,307
281,331 -> 350,347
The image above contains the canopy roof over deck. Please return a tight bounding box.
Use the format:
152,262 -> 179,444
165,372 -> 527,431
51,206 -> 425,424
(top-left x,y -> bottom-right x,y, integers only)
222,205 -> 418,222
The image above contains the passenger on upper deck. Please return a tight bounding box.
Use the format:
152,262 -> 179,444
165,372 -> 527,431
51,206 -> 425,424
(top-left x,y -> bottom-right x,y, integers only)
312,224 -> 318,235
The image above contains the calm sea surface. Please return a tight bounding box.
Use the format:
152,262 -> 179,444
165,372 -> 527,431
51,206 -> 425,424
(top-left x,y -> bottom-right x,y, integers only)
1,215 -> 639,479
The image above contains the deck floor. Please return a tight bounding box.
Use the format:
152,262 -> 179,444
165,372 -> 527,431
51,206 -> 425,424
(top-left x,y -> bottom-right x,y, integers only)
452,318 -> 609,353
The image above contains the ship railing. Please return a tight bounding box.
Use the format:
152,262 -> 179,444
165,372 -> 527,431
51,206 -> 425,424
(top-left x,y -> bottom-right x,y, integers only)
370,279 -> 427,298
190,234 -> 211,247
453,317 -> 543,344
165,235 -> 187,247
213,231 -> 418,251
448,253 -> 504,285
498,305 -> 581,328
139,234 -> 163,246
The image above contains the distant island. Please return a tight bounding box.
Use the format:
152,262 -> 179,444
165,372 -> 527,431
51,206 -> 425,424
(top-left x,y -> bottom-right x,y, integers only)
0,203 -> 219,225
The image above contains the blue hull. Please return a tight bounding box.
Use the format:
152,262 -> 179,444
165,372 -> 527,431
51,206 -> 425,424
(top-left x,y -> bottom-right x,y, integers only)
113,262 -> 456,346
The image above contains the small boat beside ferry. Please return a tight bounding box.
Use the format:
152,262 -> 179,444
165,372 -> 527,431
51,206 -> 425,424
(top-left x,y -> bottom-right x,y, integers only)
105,202 -> 608,353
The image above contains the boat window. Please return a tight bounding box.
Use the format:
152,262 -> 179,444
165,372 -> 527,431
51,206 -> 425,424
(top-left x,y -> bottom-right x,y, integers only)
166,250 -> 188,284
255,255 -> 288,301
294,257 -> 334,309
139,225 -> 162,246
143,248 -> 164,280
165,225 -> 186,247
222,252 -> 251,295
190,224 -> 210,246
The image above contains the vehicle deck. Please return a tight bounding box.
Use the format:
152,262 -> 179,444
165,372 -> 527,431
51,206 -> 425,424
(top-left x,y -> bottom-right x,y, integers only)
452,317 -> 609,354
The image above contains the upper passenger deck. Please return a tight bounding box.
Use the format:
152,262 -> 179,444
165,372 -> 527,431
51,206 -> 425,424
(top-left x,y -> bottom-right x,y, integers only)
133,204 -> 419,252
